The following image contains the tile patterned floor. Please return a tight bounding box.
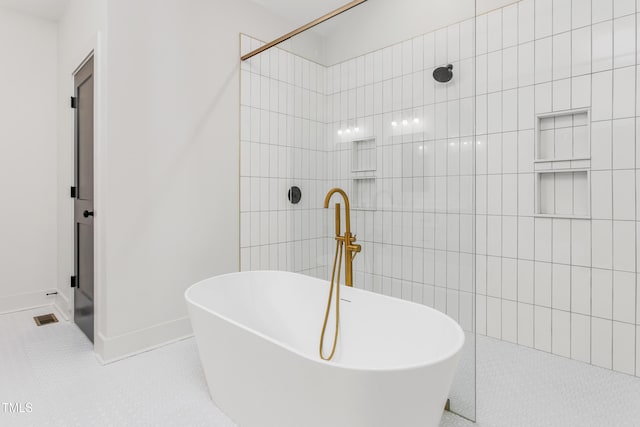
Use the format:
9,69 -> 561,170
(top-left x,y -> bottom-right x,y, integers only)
1,307 -> 639,426
0,307 -> 233,427
442,335 -> 640,427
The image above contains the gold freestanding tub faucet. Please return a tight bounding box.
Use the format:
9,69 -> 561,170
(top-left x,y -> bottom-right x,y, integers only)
319,188 -> 361,361
323,188 -> 361,287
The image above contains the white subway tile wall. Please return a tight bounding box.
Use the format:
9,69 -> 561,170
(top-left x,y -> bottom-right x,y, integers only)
323,27 -> 477,331
473,0 -> 639,376
240,0 -> 640,378
240,36 -> 330,278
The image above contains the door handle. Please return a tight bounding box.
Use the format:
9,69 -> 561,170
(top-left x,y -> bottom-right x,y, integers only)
83,210 -> 94,218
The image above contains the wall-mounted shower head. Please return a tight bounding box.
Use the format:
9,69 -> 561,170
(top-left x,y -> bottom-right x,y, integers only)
433,64 -> 453,83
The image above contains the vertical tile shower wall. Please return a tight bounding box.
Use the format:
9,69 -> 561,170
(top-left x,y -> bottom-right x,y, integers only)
241,0 -> 640,378
470,0 -> 640,377
240,37 -> 329,278
326,21 -> 477,335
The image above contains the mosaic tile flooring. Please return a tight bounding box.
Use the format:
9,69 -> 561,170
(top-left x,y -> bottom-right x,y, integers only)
1,307 -> 639,426
442,335 -> 640,427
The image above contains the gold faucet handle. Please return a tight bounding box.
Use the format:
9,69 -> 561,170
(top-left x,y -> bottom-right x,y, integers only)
348,243 -> 362,253
347,234 -> 361,252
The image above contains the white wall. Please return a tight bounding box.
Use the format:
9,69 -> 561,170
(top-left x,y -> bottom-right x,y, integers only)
0,7 -> 58,313
97,0 -> 296,361
321,0 -> 516,65
275,26 -> 328,65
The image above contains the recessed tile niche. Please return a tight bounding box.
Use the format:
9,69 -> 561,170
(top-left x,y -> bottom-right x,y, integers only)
535,109 -> 590,162
535,170 -> 590,218
534,109 -> 591,219
351,138 -> 376,172
351,138 -> 377,210
352,177 -> 376,210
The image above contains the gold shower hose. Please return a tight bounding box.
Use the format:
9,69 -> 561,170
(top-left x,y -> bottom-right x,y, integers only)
319,237 -> 343,361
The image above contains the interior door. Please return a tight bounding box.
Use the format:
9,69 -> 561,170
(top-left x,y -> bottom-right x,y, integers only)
73,56 -> 95,342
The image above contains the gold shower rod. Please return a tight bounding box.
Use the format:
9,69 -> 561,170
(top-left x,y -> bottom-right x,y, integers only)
240,0 -> 368,61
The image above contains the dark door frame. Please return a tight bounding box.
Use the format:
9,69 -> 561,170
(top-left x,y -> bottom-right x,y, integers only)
72,55 -> 95,342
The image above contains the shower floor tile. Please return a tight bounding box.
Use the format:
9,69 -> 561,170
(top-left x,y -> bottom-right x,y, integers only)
1,307 -> 639,426
443,335 -> 640,427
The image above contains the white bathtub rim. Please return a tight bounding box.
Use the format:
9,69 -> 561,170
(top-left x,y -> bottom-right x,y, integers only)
185,270 -> 466,373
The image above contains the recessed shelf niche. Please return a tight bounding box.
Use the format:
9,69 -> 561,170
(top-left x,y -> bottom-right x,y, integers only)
535,108 -> 590,163
352,177 -> 376,210
533,108 -> 591,219
534,169 -> 590,218
350,137 -> 377,210
351,138 -> 376,172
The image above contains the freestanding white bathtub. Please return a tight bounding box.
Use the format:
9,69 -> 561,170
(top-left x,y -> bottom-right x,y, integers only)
185,271 -> 465,427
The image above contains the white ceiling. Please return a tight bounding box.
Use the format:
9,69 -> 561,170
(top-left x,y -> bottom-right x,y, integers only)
0,0 -> 69,21
250,0 -> 349,27
0,0 -> 350,26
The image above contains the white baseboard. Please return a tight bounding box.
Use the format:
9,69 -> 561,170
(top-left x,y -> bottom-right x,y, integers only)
0,289 -> 59,315
95,316 -> 194,364
1,292 -> 194,365
53,291 -> 71,320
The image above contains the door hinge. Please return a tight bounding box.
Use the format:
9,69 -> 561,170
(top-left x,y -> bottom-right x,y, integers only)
70,276 -> 77,288
70,96 -> 77,109
70,186 -> 76,198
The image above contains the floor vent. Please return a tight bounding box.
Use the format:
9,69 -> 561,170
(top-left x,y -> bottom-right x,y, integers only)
34,313 -> 58,326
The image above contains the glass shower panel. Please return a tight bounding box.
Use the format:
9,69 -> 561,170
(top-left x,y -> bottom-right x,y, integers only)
241,0 -> 476,420
286,51 -> 329,279
240,35 -> 330,279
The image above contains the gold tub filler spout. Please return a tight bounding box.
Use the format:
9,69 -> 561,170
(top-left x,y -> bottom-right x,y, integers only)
319,188 -> 361,361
